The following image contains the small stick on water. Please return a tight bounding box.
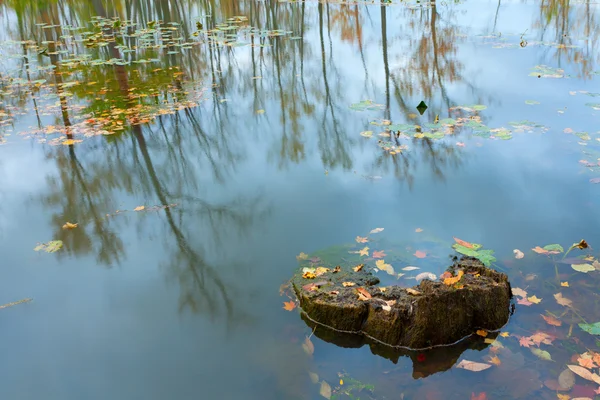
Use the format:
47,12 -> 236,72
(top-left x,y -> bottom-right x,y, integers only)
0,298 -> 33,309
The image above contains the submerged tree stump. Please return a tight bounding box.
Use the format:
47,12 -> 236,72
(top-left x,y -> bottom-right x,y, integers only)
291,257 -> 512,349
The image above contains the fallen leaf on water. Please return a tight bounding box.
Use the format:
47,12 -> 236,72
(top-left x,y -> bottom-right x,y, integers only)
444,270 -> 464,285
353,264 -> 364,272
579,322 -> 600,335
342,282 -> 356,287
500,332 -> 510,337
375,259 -> 394,274
372,250 -> 387,259
283,301 -> 296,311
556,394 -> 570,400
296,252 -> 308,261
315,267 -> 330,276
415,228 -> 423,232
402,266 -> 420,271
302,336 -> 314,355
134,205 -> 145,211
519,336 -> 534,347
572,263 -> 595,273
256,109 -> 265,114
513,249 -> 525,259
302,271 -> 316,279
528,295 -> 542,304
456,142 -> 466,147
517,297 -> 533,306
476,329 -> 488,337
541,314 -> 562,326
62,222 -> 78,229
531,331 -> 554,346
319,381 -> 332,399
414,250 -> 427,258
578,357 -> 597,369
406,288 -> 421,295
370,227 -> 384,234
456,359 -> 492,372
555,293 -> 573,307
561,281 -> 569,287
512,287 -> 528,298
360,130 -> 373,138
454,237 -> 474,248
488,355 -> 501,366
359,247 -> 369,257
558,368 -> 576,390
355,236 -> 368,243
415,272 -> 437,281
357,287 -> 372,301
567,365 -> 600,385
308,371 -> 319,384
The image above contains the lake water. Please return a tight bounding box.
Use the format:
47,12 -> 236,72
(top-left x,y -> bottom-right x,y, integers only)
1,0 -> 600,398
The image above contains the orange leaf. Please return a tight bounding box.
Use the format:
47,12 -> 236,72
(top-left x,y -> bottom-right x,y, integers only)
356,287 -> 372,301
488,356 -> 501,366
578,356 -> 598,369
355,236 -> 368,243
444,270 -> 464,285
476,329 -> 488,337
414,250 -> 427,258
532,246 -> 549,254
519,336 -> 534,347
454,237 -> 474,248
283,301 -> 297,311
440,271 -> 452,279
372,250 -> 387,259
471,393 -> 487,400
541,314 -> 562,326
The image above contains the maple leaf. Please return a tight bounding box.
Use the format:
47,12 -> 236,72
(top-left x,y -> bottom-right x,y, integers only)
541,314 -> 562,326
593,352 -> 600,366
518,336 -> 534,347
359,247 -> 369,257
554,293 -> 573,307
528,295 -> 542,304
375,259 -> 393,274
355,236 -> 368,243
531,331 -> 554,346
414,250 -> 427,258
578,356 -> 598,369
454,237 -> 474,248
283,301 -> 296,311
372,250 -> 387,259
315,267 -> 330,276
517,297 -> 532,306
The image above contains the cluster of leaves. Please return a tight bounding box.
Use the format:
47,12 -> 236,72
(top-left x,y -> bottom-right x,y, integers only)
452,237 -> 496,266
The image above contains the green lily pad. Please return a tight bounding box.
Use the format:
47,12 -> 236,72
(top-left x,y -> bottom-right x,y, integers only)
571,263 -> 595,273
579,322 -> 600,335
543,244 -> 564,253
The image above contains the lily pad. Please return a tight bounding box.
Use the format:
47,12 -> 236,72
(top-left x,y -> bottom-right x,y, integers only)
579,322 -> 600,335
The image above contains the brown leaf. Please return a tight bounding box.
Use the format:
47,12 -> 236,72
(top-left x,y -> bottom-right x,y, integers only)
353,264 -> 364,272
283,301 -> 296,311
541,314 -> 562,326
406,288 -> 421,295
454,237 -> 474,248
357,287 -> 372,301
574,239 -> 589,249
554,292 -> 573,307
567,365 -> 600,385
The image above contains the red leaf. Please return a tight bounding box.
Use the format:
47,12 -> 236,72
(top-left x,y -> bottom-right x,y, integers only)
471,393 -> 487,400
414,250 -> 427,258
454,237 -> 474,249
372,250 -> 387,259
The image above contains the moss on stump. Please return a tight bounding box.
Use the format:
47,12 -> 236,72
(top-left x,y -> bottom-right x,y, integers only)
291,257 -> 512,349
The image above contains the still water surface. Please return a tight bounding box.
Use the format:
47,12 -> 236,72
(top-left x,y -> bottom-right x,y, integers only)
0,0 -> 600,398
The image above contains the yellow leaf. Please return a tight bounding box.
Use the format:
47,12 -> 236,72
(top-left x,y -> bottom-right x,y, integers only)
283,301 -> 296,311
561,281 -> 569,287
62,222 -> 78,229
554,293 -> 573,307
528,295 -> 542,304
489,355 -> 501,366
499,332 -> 510,337
256,109 -> 265,114
61,139 -> 83,145
556,394 -> 569,400
319,381 -> 331,399
342,282 -> 356,287
355,236 -> 368,243
134,205 -> 145,211
359,247 -> 369,257
375,259 -> 393,274
353,264 -> 364,272
476,329 -> 488,337
296,252 -> 308,261
414,133 -> 425,138
302,271 -> 316,279
315,267 -> 330,276
340,379 -> 344,385
444,270 -> 464,285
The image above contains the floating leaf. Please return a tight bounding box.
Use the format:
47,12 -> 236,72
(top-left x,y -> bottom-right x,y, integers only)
359,247 -> 369,257
296,252 -> 308,261
319,381 -> 332,399
558,369 -> 576,390
355,236 -> 368,243
456,359 -> 492,372
315,267 -> 330,276
527,295 -> 542,304
370,227 -> 384,234
134,205 -> 145,211
541,314 -> 562,326
513,249 -> 524,259
567,365 -> 600,385
561,281 -> 569,287
512,287 -> 528,298
454,237 -> 474,248
572,263 -> 595,273
34,240 -> 63,253
308,371 -> 319,384
283,301 -> 296,311
353,264 -> 364,272
402,266 -> 420,271
372,250 -> 387,259
360,130 -> 373,138
415,228 -> 423,232
517,297 -> 533,306
531,348 -> 552,361
544,244 -> 564,253
519,336 -> 534,347
414,250 -> 427,258
62,222 -> 78,229
579,322 -> 600,335
554,293 -> 573,307
375,259 -> 394,275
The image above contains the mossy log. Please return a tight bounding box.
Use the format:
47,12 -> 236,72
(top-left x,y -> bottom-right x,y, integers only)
291,257 -> 512,349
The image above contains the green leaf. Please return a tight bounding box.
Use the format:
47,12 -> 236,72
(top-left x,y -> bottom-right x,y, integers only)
34,240 -> 63,253
452,244 -> 479,257
531,348 -> 552,361
471,104 -> 487,111
543,244 -> 564,253
579,322 -> 600,335
525,100 -> 540,105
571,263 -> 595,273
475,249 -> 497,266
